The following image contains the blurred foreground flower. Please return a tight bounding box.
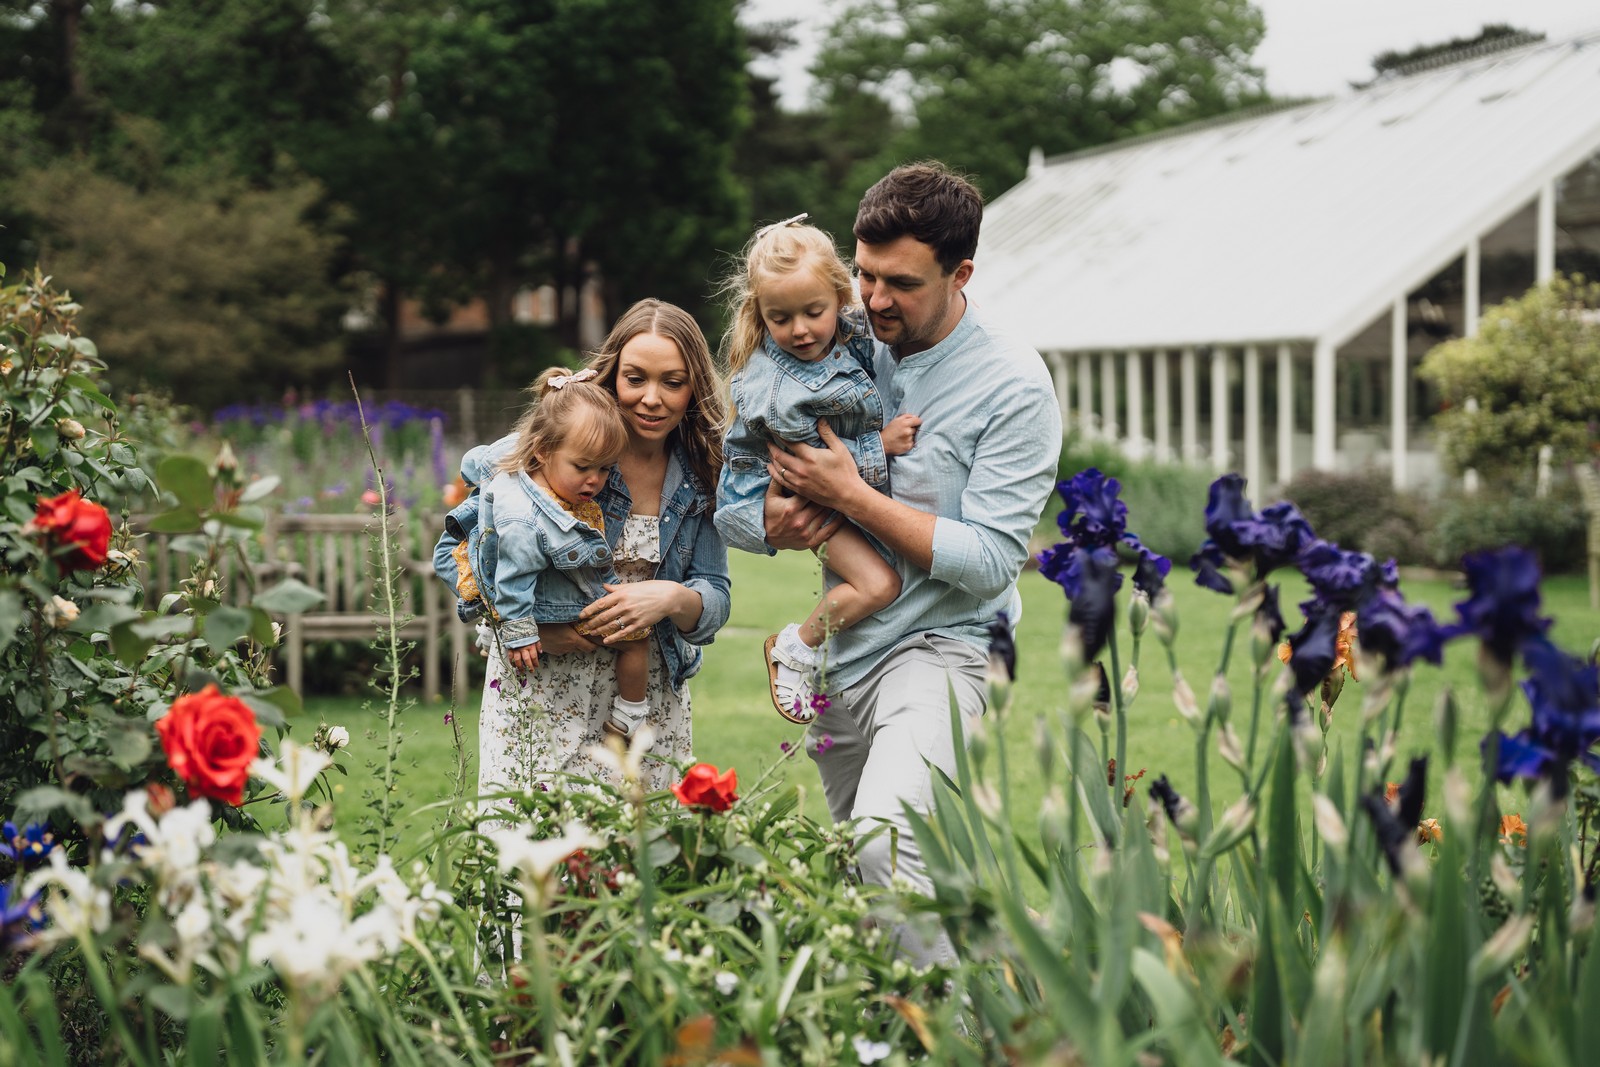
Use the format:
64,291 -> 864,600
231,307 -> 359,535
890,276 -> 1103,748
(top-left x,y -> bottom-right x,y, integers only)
672,763 -> 739,813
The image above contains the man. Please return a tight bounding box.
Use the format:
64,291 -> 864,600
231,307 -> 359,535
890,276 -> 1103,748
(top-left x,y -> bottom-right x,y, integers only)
717,162 -> 1061,964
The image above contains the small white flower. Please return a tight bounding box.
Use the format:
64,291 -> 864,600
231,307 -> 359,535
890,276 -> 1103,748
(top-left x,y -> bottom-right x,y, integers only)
251,739 -> 333,803
586,724 -> 655,783
325,725 -> 350,751
489,821 -> 605,885
23,850 -> 112,940
713,970 -> 739,995
852,1034 -> 892,1064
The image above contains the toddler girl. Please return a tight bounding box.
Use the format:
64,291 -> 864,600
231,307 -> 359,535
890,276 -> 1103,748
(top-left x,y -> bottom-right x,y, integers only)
436,368 -> 652,740
716,214 -> 921,723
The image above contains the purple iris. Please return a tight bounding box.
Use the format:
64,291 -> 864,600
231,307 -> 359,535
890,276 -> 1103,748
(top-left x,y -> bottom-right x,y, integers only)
1132,545 -> 1172,600
0,883 -> 43,951
1255,584 -> 1286,647
1356,586 -> 1451,671
1190,476 -> 1316,595
0,821 -> 56,867
1283,602 -> 1342,711
986,612 -> 1017,681
1485,635 -> 1600,791
1038,469 -> 1168,607
1452,547 -> 1551,668
1065,546 -> 1123,662
1298,540 -> 1385,611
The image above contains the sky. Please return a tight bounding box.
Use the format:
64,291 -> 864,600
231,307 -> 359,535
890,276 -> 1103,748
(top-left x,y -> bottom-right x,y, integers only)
743,0 -> 1600,107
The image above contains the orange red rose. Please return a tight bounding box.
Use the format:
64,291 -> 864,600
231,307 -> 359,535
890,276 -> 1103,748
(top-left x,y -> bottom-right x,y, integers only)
155,685 -> 261,805
671,762 -> 738,813
27,489 -> 112,572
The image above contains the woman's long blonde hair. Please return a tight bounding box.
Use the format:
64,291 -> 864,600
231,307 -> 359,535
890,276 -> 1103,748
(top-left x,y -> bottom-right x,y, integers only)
718,219 -> 856,376
496,368 -> 629,479
584,299 -> 725,499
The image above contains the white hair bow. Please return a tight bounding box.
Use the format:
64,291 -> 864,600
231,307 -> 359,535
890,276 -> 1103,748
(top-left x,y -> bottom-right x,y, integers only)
549,368 -> 599,390
756,212 -> 809,238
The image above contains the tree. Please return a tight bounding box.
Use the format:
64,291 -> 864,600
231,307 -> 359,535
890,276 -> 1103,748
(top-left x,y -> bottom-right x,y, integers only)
813,0 -> 1269,197
14,151 -> 346,409
1363,23 -> 1543,86
1418,275 -> 1600,480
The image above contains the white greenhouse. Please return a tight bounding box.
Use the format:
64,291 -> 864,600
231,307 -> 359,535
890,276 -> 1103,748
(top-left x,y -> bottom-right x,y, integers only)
970,30 -> 1600,492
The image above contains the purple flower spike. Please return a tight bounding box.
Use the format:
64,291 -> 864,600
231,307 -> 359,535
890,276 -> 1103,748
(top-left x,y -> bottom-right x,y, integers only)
1191,476 -> 1315,594
1485,634 -> 1600,793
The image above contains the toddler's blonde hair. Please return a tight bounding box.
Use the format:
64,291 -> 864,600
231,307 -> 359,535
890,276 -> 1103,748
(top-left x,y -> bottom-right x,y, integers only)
497,368 -> 629,480
719,219 -> 857,376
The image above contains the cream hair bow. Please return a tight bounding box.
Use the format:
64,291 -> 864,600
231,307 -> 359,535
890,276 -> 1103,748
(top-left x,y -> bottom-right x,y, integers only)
549,368 -> 599,389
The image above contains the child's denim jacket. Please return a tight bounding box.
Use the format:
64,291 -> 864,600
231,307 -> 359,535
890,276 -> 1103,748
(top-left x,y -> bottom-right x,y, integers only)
715,309 -> 890,552
434,434 -> 730,688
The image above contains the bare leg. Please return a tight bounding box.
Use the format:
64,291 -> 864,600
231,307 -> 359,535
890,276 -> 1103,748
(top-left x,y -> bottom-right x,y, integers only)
614,640 -> 649,704
800,524 -> 900,647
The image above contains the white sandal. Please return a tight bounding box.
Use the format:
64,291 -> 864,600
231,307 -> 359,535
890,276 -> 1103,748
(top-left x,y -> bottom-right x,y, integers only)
764,633 -> 818,725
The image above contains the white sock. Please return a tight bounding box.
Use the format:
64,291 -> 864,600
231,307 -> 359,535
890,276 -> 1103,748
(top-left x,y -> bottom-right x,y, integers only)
774,623 -> 820,668
611,696 -> 648,730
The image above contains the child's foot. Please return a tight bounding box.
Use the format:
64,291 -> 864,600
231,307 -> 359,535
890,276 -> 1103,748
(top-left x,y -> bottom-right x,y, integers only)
764,629 -> 820,725
604,696 -> 649,740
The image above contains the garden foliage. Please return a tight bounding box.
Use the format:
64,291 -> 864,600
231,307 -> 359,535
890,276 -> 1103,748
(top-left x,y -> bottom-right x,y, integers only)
1420,273 -> 1600,479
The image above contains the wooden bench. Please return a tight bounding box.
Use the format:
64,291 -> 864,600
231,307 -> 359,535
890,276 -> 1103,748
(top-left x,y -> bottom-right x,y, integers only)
1577,464 -> 1600,612
136,511 -> 468,704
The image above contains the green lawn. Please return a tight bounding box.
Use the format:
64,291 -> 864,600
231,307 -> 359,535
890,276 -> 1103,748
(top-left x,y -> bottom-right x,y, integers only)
300,550 -> 1600,856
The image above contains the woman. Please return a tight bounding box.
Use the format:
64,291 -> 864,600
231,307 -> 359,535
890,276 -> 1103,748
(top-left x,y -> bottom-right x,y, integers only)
474,299 -> 729,796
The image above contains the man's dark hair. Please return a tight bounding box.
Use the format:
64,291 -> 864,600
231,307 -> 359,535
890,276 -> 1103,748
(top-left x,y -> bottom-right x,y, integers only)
853,161 -> 983,274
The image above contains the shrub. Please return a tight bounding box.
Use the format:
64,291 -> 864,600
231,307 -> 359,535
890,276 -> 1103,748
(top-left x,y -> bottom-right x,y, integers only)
1282,468 -> 1434,566
1429,481 -> 1588,573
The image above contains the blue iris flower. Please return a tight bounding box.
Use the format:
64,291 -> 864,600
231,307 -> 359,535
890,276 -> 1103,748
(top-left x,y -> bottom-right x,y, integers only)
1190,475 -> 1316,595
1486,634 -> 1600,790
1357,586 -> 1451,671
1453,547 -> 1551,668
1038,469 -> 1168,607
1283,602 -> 1342,711
0,821 -> 57,867
0,882 -> 42,951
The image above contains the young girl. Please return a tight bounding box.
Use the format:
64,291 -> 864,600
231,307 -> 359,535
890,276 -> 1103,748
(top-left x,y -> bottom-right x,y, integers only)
436,367 -> 653,740
715,214 -> 922,724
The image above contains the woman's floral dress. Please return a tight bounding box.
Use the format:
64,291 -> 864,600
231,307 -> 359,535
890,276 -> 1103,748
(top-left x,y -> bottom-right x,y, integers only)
477,515 -> 692,809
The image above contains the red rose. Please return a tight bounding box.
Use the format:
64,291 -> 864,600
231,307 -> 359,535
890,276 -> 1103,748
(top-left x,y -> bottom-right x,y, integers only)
28,489 -> 112,572
155,685 -> 261,805
670,762 -> 738,813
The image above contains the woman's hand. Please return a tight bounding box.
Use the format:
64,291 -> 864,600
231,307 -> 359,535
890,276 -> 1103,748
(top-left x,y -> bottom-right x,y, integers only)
580,580 -> 696,643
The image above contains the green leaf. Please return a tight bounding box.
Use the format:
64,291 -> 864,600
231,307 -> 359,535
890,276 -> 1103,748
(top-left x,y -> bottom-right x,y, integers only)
249,686 -> 303,719
157,454 -> 213,510
75,602 -> 142,635
106,724 -> 153,770
63,372 -> 111,408
147,985 -> 192,1022
238,475 -> 281,504
254,578 -> 326,615
0,590 -> 20,656
29,423 -> 57,460
15,785 -> 95,824
241,695 -> 288,730
202,605 -> 256,652
144,507 -> 203,534
248,607 -> 277,646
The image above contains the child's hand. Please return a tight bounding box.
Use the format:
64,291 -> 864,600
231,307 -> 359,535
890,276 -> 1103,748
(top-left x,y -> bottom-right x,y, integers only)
507,642 -> 543,671
881,413 -> 922,456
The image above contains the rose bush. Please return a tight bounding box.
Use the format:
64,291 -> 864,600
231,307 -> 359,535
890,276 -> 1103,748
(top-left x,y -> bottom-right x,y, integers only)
153,685 -> 262,805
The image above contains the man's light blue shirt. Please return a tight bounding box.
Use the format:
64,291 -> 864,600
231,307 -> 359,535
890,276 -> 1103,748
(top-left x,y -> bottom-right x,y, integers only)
717,300 -> 1062,689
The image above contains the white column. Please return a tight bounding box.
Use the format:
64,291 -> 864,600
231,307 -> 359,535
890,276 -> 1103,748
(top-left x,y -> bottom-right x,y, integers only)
1390,298 -> 1408,489
1465,237 -> 1481,338
1125,350 -> 1145,456
1048,352 -> 1071,431
1276,344 -> 1294,485
1077,352 -> 1095,437
1210,347 -> 1231,472
1243,344 -> 1261,491
1313,337 -> 1336,470
1153,350 -> 1172,461
1180,346 -> 1198,465
1537,179 -> 1556,284
1100,350 -> 1118,442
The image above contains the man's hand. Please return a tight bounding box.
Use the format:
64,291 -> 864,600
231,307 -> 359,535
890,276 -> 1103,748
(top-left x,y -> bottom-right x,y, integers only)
762,468 -> 840,551
507,642 -> 543,671
881,413 -> 922,457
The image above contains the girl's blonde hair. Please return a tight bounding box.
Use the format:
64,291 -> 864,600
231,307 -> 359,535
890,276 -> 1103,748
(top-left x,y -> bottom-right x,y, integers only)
719,219 -> 856,376
497,368 -> 630,479
584,299 -> 726,499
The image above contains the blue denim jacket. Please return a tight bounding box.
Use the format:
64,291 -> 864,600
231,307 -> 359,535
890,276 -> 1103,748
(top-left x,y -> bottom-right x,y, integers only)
433,435 -> 730,688
716,311 -> 888,553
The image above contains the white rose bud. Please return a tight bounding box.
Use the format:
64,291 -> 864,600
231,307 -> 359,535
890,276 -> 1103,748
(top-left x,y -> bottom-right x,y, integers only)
56,417 -> 86,440
44,595 -> 80,628
326,725 -> 350,751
